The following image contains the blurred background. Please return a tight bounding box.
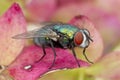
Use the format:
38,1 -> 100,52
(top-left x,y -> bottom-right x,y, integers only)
0,0 -> 120,53
0,0 -> 120,80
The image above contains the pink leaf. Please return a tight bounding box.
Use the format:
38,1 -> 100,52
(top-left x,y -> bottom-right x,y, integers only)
8,45 -> 89,80
0,3 -> 26,65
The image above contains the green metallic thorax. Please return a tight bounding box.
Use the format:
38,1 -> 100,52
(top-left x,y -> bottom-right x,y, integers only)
53,24 -> 79,39
51,24 -> 79,48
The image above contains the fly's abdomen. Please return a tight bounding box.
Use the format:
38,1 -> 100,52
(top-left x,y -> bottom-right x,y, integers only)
34,37 -> 50,47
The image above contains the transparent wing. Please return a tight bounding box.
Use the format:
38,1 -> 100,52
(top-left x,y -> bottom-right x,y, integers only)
12,28 -> 59,39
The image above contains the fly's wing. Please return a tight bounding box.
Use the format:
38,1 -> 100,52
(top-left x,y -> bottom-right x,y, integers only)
12,28 -> 59,39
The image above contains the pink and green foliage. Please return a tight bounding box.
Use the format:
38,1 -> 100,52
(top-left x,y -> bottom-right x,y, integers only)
0,1 -> 120,80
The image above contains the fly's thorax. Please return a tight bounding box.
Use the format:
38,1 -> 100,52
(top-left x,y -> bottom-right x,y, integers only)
74,29 -> 91,48
53,24 -> 79,39
52,24 -> 79,48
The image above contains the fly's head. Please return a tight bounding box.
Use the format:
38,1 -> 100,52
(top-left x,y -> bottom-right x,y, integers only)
74,29 -> 93,48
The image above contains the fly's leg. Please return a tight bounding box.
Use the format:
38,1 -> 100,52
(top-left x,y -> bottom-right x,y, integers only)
35,45 -> 46,63
48,39 -> 57,69
83,32 -> 93,64
59,33 -> 80,67
83,48 -> 93,64
71,43 -> 80,67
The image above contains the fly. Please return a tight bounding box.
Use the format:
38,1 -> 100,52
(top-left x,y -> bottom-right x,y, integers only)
13,22 -> 93,69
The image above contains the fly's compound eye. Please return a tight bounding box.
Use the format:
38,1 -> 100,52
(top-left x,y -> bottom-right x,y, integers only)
74,29 -> 92,48
74,31 -> 83,46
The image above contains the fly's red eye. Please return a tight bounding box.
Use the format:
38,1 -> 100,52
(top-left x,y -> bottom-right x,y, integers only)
74,32 -> 83,46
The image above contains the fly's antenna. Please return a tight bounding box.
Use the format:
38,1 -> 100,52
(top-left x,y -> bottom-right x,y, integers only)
84,31 -> 93,42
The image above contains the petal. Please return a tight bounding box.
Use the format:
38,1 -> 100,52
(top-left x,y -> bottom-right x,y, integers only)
0,1 -> 24,15
6,45 -> 89,80
56,0 -> 81,7
95,0 -> 120,16
95,51 -> 120,80
29,51 -> 120,80
114,42 -> 120,52
69,15 -> 103,62
25,0 -> 56,22
0,3 -> 26,65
